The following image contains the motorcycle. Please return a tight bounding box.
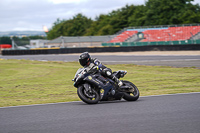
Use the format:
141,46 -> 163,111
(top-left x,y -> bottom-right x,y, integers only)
72,63 -> 139,104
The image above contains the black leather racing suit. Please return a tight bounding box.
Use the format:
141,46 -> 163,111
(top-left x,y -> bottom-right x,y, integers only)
84,58 -> 121,86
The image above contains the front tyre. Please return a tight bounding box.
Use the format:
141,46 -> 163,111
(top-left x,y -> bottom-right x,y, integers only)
77,85 -> 100,104
122,81 -> 140,101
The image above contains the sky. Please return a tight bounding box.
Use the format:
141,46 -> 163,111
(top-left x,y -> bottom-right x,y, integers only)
0,0 -> 200,32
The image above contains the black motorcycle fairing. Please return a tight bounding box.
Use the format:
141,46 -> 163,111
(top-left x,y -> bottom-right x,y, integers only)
84,74 -> 109,88
74,73 -> 90,87
83,73 -> 115,100
73,68 -> 87,87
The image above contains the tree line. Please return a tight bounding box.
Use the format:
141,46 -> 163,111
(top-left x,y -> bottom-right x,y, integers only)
46,0 -> 200,40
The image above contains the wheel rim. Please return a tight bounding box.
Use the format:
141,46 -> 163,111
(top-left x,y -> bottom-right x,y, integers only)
128,84 -> 138,97
83,89 -> 97,101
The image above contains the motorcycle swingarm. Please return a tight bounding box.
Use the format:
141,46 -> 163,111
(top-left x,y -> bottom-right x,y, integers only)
119,83 -> 134,92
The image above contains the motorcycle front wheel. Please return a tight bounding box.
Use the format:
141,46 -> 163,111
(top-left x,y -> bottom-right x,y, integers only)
122,81 -> 140,101
77,85 -> 100,104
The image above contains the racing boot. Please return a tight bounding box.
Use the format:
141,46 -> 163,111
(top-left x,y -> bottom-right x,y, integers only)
105,69 -> 123,87
112,76 -> 123,87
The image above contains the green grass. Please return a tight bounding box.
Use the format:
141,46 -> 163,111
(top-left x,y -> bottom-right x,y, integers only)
0,59 -> 200,107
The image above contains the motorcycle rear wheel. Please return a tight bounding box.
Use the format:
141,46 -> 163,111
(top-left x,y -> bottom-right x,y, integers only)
77,85 -> 100,104
122,81 -> 140,101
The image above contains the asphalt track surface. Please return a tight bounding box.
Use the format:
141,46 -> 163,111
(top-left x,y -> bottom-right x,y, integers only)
0,93 -> 200,133
1,54 -> 200,67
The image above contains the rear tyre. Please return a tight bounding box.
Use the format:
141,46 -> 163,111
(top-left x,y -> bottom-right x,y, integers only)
77,85 -> 100,104
122,81 -> 140,101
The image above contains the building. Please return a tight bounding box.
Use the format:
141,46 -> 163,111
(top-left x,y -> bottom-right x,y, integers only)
47,35 -> 116,48
30,39 -> 49,48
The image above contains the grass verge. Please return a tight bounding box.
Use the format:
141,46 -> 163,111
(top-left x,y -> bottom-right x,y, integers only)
0,59 -> 200,107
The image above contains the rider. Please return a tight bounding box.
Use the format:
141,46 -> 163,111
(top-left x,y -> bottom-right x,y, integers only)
79,52 -> 123,87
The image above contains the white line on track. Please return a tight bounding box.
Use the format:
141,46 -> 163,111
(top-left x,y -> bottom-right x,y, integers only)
0,92 -> 200,109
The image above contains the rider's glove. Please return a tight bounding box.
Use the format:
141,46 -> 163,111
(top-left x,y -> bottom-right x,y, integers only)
93,66 -> 98,71
91,66 -> 98,70
90,66 -> 99,73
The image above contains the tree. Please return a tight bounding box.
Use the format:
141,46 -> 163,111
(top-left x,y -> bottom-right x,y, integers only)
47,0 -> 200,39
128,5 -> 147,27
144,0 -> 199,25
0,37 -> 11,44
179,2 -> 200,23
47,14 -> 92,39
86,14 -> 111,35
